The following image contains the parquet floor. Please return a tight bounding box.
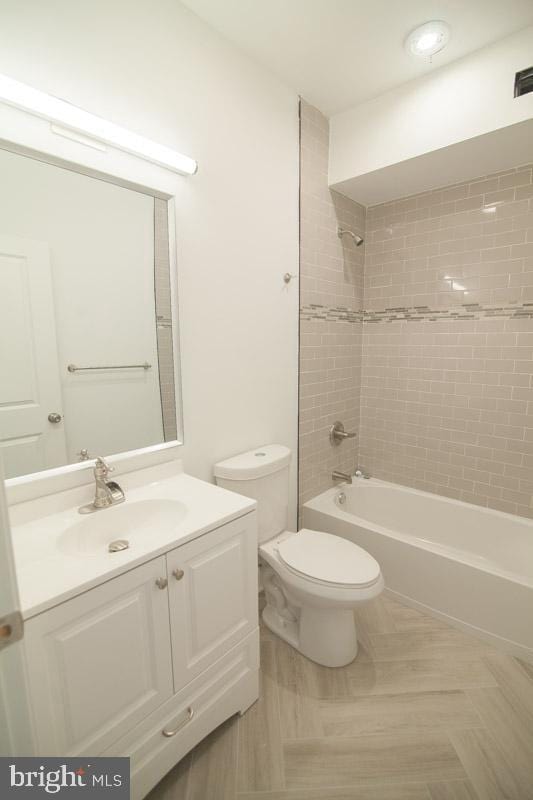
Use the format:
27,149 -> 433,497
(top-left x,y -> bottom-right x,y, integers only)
148,593 -> 533,800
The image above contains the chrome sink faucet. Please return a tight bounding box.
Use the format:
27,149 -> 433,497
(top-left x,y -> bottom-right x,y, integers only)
79,456 -> 125,514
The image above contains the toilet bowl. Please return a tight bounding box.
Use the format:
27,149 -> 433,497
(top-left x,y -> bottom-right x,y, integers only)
260,528 -> 383,666
214,445 -> 384,667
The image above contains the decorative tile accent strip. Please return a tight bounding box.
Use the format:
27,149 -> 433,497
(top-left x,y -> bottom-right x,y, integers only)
300,302 -> 533,324
300,303 -> 363,323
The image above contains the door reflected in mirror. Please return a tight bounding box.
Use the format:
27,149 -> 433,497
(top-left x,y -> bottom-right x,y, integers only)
0,147 -> 180,479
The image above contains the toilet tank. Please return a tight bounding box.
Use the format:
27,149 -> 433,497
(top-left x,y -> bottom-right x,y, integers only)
214,445 -> 291,543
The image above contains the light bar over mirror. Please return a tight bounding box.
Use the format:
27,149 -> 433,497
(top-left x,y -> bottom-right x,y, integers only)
0,73 -> 198,176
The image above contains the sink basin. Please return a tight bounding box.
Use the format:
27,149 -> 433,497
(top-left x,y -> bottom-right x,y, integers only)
58,499 -> 188,556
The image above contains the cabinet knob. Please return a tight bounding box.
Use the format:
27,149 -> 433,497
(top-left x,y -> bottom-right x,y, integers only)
155,577 -> 168,590
172,568 -> 185,581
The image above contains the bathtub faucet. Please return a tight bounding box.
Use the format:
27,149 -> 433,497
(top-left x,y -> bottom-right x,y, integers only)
332,470 -> 352,485
354,468 -> 371,479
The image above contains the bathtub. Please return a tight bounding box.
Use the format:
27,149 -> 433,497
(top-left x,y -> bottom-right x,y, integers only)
303,478 -> 533,662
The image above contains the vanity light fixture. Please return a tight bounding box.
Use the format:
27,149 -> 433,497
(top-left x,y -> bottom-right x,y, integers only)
405,21 -> 451,59
0,73 -> 198,175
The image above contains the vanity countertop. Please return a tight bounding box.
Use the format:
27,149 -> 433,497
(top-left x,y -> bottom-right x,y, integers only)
9,460 -> 256,619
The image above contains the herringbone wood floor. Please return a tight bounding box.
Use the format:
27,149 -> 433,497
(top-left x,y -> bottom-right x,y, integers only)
148,593 -> 533,800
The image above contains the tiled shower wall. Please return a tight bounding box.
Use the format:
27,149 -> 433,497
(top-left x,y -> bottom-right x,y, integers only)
298,109 -> 533,518
360,166 -> 533,518
298,100 -> 365,506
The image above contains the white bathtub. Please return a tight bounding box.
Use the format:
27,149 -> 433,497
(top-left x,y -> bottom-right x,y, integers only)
303,478 -> 533,662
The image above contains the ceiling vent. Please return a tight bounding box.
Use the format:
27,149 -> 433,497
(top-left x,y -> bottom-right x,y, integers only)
514,67 -> 533,98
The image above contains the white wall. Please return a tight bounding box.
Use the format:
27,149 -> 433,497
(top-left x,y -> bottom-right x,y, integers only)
330,26 -> 533,194
0,0 -> 300,524
0,149 -> 164,464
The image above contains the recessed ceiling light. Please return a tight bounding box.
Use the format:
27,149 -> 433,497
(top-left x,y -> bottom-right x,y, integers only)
405,21 -> 451,59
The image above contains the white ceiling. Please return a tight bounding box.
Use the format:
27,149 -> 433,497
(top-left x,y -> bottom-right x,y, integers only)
181,0 -> 533,116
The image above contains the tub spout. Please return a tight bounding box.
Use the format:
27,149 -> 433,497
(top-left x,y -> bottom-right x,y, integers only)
332,470 -> 352,484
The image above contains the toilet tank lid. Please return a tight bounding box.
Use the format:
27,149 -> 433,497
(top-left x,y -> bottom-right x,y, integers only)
214,445 -> 291,480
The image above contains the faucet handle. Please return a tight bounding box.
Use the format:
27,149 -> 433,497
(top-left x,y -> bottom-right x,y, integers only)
329,421 -> 357,445
94,456 -> 114,476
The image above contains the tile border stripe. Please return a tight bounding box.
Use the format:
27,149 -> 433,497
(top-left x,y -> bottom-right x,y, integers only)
300,302 -> 533,324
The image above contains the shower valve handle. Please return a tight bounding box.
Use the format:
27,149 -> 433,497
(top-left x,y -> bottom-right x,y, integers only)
329,421 -> 357,445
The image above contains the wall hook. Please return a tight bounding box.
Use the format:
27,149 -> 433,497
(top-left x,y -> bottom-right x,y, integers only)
283,273 -> 297,284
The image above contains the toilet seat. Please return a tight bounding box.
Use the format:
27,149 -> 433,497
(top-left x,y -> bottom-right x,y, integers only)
276,529 -> 381,589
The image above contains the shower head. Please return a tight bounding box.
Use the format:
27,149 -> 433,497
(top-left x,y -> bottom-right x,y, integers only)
337,227 -> 364,246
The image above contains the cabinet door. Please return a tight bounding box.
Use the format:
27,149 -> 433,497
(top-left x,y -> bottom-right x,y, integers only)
24,556 -> 173,756
167,512 -> 258,691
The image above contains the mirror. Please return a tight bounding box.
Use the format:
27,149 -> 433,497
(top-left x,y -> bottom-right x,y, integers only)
0,147 -> 180,479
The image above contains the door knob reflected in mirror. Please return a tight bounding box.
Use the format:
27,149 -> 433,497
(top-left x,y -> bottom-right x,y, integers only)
48,412 -> 62,423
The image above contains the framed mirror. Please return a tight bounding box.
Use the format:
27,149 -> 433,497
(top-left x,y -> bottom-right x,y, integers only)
0,145 -> 182,480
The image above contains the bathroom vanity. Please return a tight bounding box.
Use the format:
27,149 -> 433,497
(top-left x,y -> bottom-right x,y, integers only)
0,90 -> 259,793
9,461 -> 259,799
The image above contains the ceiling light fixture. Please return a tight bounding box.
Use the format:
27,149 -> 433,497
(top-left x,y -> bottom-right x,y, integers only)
405,21 -> 451,60
0,73 -> 198,176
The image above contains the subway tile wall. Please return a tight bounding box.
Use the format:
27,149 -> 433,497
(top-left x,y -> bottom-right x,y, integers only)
360,166 -> 533,518
364,166 -> 533,311
154,197 -> 178,442
299,100 -> 365,506
298,104 -> 533,518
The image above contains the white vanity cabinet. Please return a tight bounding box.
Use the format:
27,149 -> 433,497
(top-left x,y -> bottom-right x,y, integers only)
22,509 -> 259,798
167,513 -> 258,690
24,555 -> 174,757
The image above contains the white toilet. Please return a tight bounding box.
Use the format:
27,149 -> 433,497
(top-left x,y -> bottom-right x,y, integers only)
214,444 -> 384,667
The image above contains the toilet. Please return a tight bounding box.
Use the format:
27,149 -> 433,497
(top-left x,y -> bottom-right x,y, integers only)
214,444 -> 384,667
